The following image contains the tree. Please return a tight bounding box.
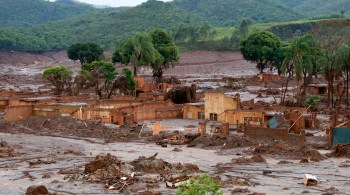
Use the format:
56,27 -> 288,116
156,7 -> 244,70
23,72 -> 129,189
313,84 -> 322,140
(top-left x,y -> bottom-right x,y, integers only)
240,31 -> 281,73
336,43 -> 350,108
42,66 -> 73,95
82,61 -> 116,98
311,19 -> 350,107
341,10 -> 346,18
238,18 -> 252,37
176,174 -> 222,195
282,35 -> 322,99
113,33 -> 155,76
111,68 -> 136,96
67,42 -> 103,65
149,29 -> 179,81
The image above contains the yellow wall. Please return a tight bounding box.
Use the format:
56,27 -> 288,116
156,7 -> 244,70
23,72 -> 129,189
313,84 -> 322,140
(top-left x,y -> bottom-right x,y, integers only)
183,104 -> 205,119
226,110 -> 265,126
204,92 -> 240,121
4,105 -> 33,121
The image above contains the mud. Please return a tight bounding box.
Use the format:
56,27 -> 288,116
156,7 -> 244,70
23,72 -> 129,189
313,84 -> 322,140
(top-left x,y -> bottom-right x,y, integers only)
250,142 -> 326,160
0,116 -> 141,143
0,140 -> 15,157
1,50 -> 349,194
232,155 -> 266,164
328,144 -> 350,158
188,134 -> 255,149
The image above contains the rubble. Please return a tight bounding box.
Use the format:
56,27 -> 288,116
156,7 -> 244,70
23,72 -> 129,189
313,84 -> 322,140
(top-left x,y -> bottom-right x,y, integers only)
0,140 -> 14,157
231,188 -> 251,193
221,177 -> 252,187
232,155 -> 266,164
84,153 -> 122,174
28,159 -> 56,166
251,142 -> 326,160
303,174 -> 318,186
62,153 -> 203,192
1,50 -> 349,194
156,134 -> 200,146
339,160 -> 350,168
165,175 -> 190,188
328,144 -> 350,158
0,116 -> 141,143
26,185 -> 50,195
188,134 -> 254,149
63,149 -> 86,156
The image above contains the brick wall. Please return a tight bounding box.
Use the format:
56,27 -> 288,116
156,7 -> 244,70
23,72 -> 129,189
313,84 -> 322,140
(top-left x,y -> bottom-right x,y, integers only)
4,105 -> 33,121
245,127 -> 305,146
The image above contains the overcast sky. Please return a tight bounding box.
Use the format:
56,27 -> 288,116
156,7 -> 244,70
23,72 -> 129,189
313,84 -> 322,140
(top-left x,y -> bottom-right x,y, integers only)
76,0 -> 172,7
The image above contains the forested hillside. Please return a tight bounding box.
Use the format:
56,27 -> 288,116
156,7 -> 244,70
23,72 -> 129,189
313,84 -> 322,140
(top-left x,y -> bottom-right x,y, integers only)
0,0 -> 203,50
0,0 -> 97,28
272,0 -> 350,17
172,0 -> 302,26
1,0 -> 349,51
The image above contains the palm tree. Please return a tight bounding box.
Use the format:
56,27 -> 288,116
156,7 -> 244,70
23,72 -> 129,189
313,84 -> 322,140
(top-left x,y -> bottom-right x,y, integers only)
113,33 -> 155,76
129,33 -> 156,76
282,35 -> 320,100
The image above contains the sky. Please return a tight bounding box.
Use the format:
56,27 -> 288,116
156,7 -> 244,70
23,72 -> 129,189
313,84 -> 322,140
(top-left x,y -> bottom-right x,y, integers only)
76,0 -> 172,7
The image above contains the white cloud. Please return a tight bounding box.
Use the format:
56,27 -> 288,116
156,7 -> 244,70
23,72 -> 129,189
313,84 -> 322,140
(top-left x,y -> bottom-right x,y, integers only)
76,0 -> 172,7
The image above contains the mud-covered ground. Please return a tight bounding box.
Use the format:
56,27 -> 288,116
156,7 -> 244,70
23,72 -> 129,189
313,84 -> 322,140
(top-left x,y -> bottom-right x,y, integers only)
1,130 -> 350,195
1,115 -> 349,194
1,51 -> 349,194
0,50 -> 258,93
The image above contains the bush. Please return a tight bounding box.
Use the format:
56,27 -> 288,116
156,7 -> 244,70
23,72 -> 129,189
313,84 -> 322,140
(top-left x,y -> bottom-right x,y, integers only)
176,174 -> 223,195
305,95 -> 320,109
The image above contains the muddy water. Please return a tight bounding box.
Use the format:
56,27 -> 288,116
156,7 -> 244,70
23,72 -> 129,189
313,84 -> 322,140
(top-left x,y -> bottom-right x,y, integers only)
0,133 -> 232,194
220,157 -> 350,195
1,133 -> 350,194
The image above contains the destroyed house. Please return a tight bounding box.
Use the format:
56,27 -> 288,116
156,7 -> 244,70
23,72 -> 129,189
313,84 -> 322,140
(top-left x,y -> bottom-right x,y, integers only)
204,91 -> 240,122
183,102 -> 205,120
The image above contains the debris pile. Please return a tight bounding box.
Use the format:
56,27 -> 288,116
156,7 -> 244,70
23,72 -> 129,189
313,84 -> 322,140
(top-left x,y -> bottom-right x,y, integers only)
156,134 -> 200,146
188,134 -> 254,149
165,85 -> 196,104
0,140 -> 14,157
28,159 -> 56,166
0,116 -> 141,143
26,185 -> 51,195
251,142 -> 326,160
83,153 -> 132,192
329,144 -> 350,158
70,153 -> 202,192
130,153 -> 201,175
232,155 -> 266,164
221,177 -> 252,187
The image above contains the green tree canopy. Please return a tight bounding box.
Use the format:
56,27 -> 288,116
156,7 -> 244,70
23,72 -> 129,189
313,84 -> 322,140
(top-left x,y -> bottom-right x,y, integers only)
282,35 -> 322,97
67,42 -> 103,65
149,29 -> 179,81
240,31 -> 281,73
82,61 -> 116,98
113,33 -> 155,76
42,66 -> 73,95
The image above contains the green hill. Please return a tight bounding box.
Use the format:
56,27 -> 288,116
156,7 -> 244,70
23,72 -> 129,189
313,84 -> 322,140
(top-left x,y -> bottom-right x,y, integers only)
171,0 -> 302,26
0,0 -> 98,28
272,0 -> 350,17
0,0 -> 203,50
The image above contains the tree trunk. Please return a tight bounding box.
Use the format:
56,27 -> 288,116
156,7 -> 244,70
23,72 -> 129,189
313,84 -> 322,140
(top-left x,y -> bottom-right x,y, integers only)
133,66 -> 138,76
346,71 -> 349,108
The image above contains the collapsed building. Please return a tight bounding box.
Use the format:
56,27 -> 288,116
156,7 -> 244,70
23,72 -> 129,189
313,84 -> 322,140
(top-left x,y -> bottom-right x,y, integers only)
183,91 -> 314,144
1,76 -> 332,145
2,78 -> 182,125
